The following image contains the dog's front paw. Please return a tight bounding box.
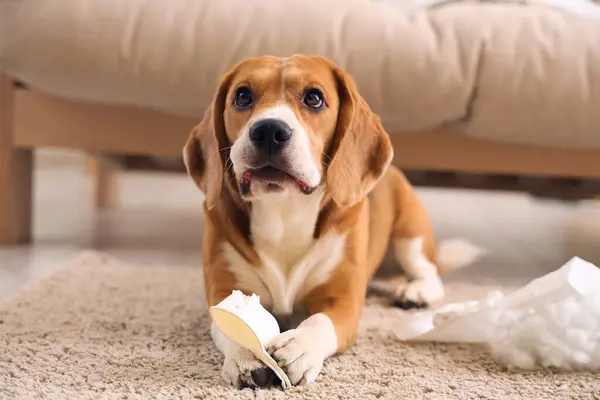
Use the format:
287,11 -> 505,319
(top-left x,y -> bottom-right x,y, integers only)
222,346 -> 278,389
394,276 -> 445,310
266,328 -> 325,386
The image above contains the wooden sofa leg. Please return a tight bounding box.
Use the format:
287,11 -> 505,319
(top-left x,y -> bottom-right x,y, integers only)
0,74 -> 34,244
87,156 -> 122,210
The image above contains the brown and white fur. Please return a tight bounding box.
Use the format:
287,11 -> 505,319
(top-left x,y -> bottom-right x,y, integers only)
183,55 -> 482,389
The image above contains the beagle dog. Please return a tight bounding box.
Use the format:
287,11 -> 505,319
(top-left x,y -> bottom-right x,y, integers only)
183,55 -> 477,389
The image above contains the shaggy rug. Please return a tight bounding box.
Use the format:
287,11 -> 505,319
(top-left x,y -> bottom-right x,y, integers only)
0,252 -> 598,399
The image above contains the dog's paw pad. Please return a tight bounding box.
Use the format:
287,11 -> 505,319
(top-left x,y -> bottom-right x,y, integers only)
250,368 -> 278,387
393,298 -> 429,310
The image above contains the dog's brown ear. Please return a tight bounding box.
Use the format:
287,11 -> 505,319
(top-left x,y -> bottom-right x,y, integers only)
183,72 -> 235,210
326,66 -> 393,208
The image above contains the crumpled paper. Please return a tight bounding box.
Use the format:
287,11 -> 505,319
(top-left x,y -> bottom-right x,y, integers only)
394,257 -> 600,371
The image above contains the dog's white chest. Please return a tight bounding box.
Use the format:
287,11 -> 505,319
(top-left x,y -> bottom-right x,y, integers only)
222,193 -> 346,315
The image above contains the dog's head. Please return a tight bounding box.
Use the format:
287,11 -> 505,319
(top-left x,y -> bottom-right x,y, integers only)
183,55 -> 393,209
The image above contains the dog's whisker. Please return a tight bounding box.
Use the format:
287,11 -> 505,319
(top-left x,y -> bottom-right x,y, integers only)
224,160 -> 234,175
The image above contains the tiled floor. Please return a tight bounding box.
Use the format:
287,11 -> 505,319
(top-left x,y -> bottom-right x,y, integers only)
1,149 -> 599,298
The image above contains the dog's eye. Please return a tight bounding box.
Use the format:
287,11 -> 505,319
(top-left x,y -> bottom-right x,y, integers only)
302,88 -> 325,111
234,87 -> 253,109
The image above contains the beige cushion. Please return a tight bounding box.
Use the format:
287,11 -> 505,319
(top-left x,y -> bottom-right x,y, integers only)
2,0 -> 600,147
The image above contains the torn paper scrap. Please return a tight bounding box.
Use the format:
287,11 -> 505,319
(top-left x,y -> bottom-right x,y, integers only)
210,291 -> 293,388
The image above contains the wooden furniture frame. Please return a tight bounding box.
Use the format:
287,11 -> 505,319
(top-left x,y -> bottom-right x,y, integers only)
2,72 -> 600,244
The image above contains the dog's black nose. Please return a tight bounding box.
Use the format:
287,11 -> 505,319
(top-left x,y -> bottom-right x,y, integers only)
249,118 -> 292,153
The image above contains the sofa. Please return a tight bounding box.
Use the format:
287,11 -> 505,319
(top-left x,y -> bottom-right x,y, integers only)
1,0 -> 600,244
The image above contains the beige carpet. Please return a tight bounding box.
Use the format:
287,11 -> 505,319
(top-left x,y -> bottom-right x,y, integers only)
0,252 -> 598,399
